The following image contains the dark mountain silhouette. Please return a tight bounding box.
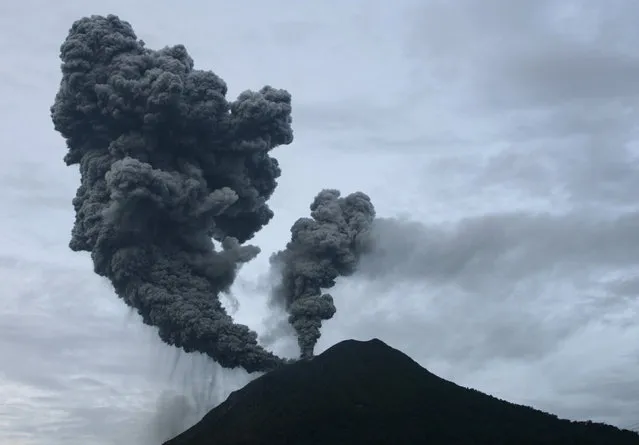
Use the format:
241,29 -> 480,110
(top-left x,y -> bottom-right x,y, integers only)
164,338 -> 639,445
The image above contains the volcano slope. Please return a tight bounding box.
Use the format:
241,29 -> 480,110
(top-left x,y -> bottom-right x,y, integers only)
164,339 -> 639,445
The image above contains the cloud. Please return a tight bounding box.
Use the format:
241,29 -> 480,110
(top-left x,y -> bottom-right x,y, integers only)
0,257 -> 256,443
361,210 -> 639,295
406,0 -> 639,206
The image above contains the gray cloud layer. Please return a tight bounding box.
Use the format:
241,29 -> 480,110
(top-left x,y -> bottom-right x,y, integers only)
408,0 -> 639,207
361,211 -> 639,296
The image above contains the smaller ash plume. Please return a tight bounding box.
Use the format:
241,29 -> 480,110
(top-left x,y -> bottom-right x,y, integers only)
270,189 -> 376,358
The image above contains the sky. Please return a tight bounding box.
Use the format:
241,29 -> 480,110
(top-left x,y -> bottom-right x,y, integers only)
1,0 -> 639,443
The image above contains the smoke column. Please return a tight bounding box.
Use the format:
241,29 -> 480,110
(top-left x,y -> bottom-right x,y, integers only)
270,189 -> 376,358
50,15 -> 293,373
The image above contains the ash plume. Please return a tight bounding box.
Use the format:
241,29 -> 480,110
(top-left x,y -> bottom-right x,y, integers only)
50,14 -> 293,373
270,189 -> 376,358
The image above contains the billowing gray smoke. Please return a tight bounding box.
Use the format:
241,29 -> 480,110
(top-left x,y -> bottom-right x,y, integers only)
270,189 -> 376,358
50,15 -> 293,373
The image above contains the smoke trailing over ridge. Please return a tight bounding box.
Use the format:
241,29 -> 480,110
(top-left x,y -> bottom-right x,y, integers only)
270,189 -> 376,358
50,14 -> 293,372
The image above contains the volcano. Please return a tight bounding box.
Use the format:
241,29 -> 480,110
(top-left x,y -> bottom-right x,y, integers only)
164,338 -> 639,445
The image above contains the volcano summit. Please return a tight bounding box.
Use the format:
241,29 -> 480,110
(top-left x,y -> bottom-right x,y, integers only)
164,338 -> 639,445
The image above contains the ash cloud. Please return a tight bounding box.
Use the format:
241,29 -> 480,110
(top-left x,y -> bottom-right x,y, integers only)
360,211 -> 639,292
51,14 -> 293,373
269,189 -> 376,358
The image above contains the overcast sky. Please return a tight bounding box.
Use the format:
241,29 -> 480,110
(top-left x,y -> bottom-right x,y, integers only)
1,0 -> 639,443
